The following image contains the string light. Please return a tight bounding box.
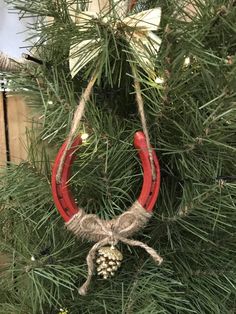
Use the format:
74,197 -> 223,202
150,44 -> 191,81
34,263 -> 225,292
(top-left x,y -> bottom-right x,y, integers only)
184,56 -> 191,66
81,133 -> 89,142
155,77 -> 165,84
30,256 -> 36,261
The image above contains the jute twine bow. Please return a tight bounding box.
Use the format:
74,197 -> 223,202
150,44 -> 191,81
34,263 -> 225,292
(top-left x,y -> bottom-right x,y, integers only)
66,200 -> 163,295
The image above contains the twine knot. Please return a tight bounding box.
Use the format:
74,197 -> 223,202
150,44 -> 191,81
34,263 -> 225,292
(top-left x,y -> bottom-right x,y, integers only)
66,201 -> 163,295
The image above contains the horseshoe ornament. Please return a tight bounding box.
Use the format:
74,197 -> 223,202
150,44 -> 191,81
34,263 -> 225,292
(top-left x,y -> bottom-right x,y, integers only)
51,131 -> 161,222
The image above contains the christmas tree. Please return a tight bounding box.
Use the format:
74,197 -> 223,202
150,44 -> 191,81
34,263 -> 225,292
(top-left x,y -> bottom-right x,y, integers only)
1,0 -> 236,313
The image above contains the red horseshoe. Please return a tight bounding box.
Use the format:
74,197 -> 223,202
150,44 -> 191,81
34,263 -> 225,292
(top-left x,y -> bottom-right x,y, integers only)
51,131 -> 161,222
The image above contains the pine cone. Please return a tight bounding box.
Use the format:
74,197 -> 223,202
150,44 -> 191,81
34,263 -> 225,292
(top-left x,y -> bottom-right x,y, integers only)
96,246 -> 123,279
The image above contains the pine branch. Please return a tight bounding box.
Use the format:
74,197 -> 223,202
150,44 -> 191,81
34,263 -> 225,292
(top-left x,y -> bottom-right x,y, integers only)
1,0 -> 236,313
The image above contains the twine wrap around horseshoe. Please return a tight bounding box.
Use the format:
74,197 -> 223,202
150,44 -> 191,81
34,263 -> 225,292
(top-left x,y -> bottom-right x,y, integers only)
51,131 -> 162,295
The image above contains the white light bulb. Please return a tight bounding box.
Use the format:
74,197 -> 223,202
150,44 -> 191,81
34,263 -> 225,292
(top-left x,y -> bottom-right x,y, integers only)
184,57 -> 190,66
31,256 -> 36,261
155,77 -> 165,84
81,133 -> 89,141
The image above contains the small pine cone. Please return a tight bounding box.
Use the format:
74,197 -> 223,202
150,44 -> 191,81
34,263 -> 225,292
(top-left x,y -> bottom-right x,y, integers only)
96,246 -> 123,279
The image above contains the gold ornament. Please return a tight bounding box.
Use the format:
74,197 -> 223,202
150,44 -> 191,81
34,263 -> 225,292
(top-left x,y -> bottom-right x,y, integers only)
96,245 -> 123,279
